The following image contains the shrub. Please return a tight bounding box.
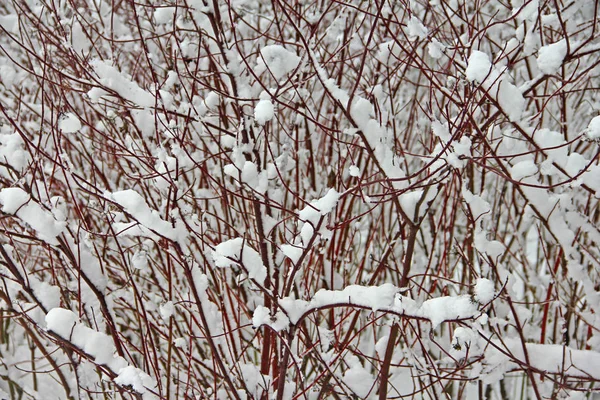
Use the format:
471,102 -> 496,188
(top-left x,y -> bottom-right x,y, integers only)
0,0 -> 599,398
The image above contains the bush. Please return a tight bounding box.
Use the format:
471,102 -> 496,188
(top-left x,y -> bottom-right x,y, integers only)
0,0 -> 599,398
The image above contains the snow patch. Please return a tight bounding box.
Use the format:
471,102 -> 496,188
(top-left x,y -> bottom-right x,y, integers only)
211,238 -> 267,284
59,113 -> 82,133
537,39 -> 567,75
586,116 -> 600,139
257,45 -> 300,81
254,99 -> 274,125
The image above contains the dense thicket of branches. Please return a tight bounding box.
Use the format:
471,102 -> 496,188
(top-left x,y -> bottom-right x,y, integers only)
0,0 -> 599,399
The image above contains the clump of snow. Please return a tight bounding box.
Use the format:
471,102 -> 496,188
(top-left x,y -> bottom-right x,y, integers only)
154,7 -> 175,24
59,113 -> 82,133
537,39 -> 567,75
399,188 -> 437,222
484,339 -> 600,381
88,59 -> 155,107
114,366 -> 156,395
30,277 -> 61,310
429,120 -> 473,170
106,189 -> 181,241
474,225 -> 504,258
159,301 -> 174,321
46,308 -> 124,367
532,128 -> 567,162
513,0 -> 539,22
252,305 -> 290,331
241,161 -> 268,193
465,51 -> 493,82
451,327 -> 482,359
257,45 -> 301,81
239,363 -> 271,399
462,187 -> 491,221
131,250 -> 149,270
0,133 -> 30,176
342,362 -> 375,398
407,16 -> 428,39
465,50 -> 525,121
586,116 -> 600,139
254,99 -> 274,125
0,64 -> 19,87
277,282 -> 486,329
173,337 -> 187,349
223,156 -> 269,194
428,39 -> 444,59
45,308 -> 78,338
0,188 -> 66,245
348,165 -> 360,177
417,295 -> 478,329
0,187 -> 29,213
280,243 -> 303,264
211,238 -> 267,284
432,120 -> 451,142
298,189 -> 341,222
511,159 -> 538,180
46,307 -> 158,395
281,189 -> 341,260
474,278 -> 495,304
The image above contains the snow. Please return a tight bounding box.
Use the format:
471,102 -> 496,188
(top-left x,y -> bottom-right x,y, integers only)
281,243 -> 303,263
46,308 -> 124,368
251,305 -> 290,331
428,39 -> 444,59
58,113 -> 82,133
211,238 -> 267,284
45,308 -> 78,338
257,45 -> 301,81
254,99 -> 274,125
154,7 -> 175,24
106,189 -> 179,241
399,188 -> 437,222
298,188 -> 341,222
88,59 -> 155,107
46,307 -> 157,395
173,337 -> 187,349
0,64 -> 18,87
485,339 -> 600,381
465,50 -> 525,121
275,283 -> 485,329
474,278 -> 495,304
537,39 -> 567,75
224,160 -> 269,194
132,250 -> 149,270
462,187 -> 491,220
3,3 -> 600,397
281,189 -> 341,264
0,133 -> 30,175
114,366 -> 156,395
586,115 -> 600,139
0,187 -> 66,245
159,301 -> 174,321
239,363 -> 271,399
407,16 -> 428,39
342,362 -> 375,398
474,226 -> 505,258
0,187 -> 29,213
30,278 -> 61,310
451,327 -> 481,359
511,160 -> 538,180
465,51 -> 493,82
